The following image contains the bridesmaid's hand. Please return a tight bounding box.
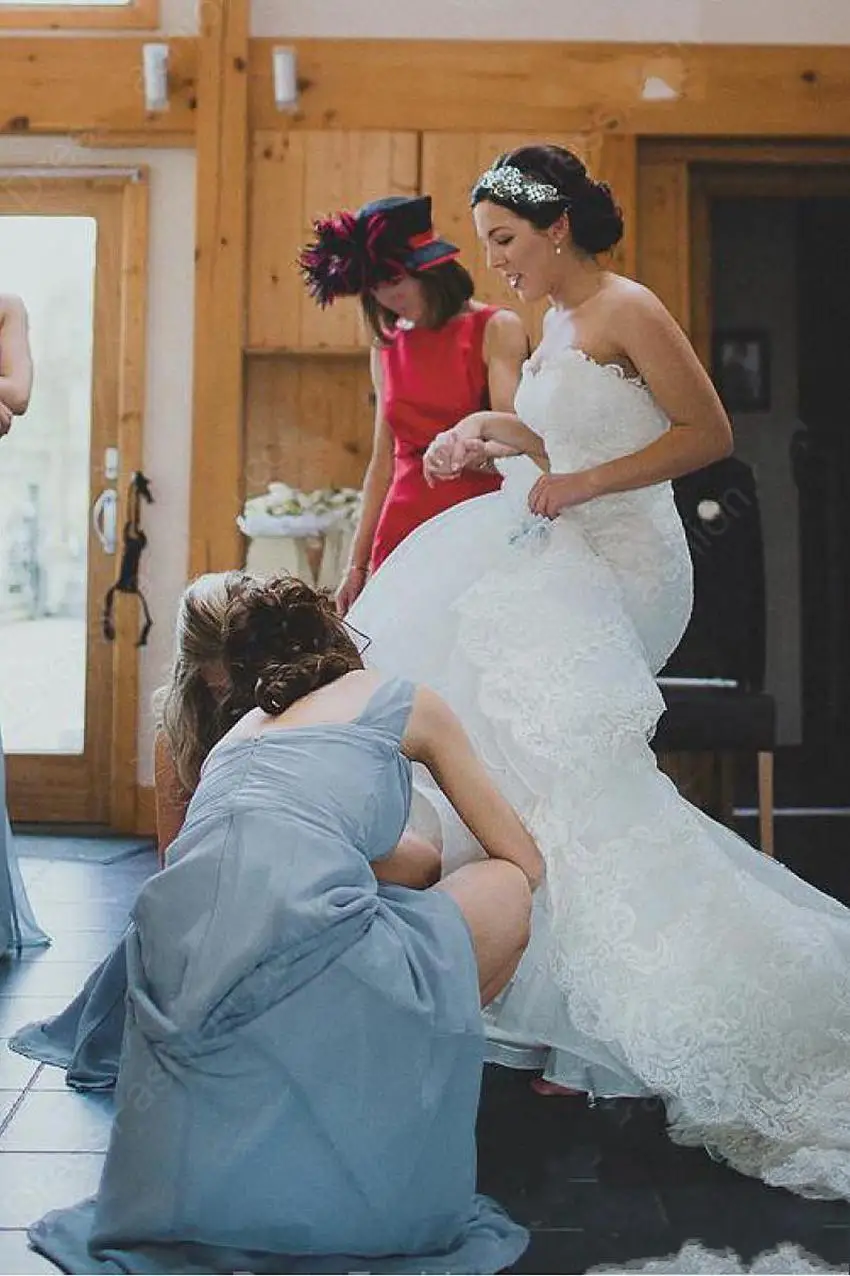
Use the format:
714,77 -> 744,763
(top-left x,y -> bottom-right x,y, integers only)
335,565 -> 368,616
458,438 -> 493,470
423,431 -> 466,486
528,470 -> 600,519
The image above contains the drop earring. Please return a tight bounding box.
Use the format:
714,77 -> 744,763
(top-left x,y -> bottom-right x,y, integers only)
555,244 -> 562,255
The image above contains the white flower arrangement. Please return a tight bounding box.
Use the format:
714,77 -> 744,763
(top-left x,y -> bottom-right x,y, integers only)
237,482 -> 362,540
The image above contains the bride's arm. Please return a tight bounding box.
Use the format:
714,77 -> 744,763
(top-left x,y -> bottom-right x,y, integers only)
601,288 -> 732,483
425,410 -> 548,483
454,409 -> 545,455
529,286 -> 732,516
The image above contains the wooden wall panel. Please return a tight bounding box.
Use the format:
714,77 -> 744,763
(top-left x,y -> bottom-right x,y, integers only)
245,355 -> 373,496
635,155 -> 690,330
422,132 -> 600,346
248,131 -> 418,351
249,132 -> 308,352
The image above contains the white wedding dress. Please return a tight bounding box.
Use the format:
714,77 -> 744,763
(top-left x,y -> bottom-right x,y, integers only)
348,336 -> 850,1203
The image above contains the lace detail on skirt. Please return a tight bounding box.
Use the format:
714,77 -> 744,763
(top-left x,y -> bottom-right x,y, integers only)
452,521 -> 850,1202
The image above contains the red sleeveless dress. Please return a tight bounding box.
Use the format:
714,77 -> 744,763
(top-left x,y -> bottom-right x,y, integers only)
370,306 -> 504,570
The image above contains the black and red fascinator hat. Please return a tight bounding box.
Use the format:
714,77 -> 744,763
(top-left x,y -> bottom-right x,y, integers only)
298,194 -> 460,307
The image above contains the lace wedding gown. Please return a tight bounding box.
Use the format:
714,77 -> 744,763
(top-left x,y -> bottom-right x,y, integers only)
349,339 -> 850,1202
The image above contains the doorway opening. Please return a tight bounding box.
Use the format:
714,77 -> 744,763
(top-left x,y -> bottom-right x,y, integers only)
693,167 -> 850,812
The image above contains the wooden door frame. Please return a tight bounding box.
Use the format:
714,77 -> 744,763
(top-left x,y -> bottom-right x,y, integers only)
1,169 -> 148,830
112,174 -> 149,832
637,139 -> 850,349
689,158 -> 850,374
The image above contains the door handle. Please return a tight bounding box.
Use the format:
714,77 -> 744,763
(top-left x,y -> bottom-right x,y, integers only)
92,488 -> 118,555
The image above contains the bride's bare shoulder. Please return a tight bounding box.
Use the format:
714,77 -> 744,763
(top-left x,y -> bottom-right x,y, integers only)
603,275 -> 669,318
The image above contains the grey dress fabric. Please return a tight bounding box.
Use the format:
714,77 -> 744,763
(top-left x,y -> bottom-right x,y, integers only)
0,722 -> 49,958
10,938 -> 126,1087
27,677 -> 529,1275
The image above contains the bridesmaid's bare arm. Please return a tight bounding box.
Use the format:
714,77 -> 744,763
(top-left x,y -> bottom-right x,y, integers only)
153,732 -> 191,864
482,307 -> 528,413
402,686 -> 544,891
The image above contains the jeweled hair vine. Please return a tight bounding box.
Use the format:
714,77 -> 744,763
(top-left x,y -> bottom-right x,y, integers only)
471,163 -> 565,212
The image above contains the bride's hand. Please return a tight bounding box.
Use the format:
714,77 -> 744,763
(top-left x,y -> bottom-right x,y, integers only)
528,470 -> 599,518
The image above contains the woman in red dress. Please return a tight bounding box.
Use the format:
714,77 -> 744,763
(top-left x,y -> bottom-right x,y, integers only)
299,194 -> 528,614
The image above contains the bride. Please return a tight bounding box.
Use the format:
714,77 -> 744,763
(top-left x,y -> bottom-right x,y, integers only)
349,143 -> 850,1202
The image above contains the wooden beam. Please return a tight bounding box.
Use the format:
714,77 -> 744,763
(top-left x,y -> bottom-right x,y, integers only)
188,0 -> 249,577
0,37 -> 197,136
110,174 -> 149,833
689,165 -> 850,200
248,40 -> 850,138
639,139 -> 850,166
75,131 -> 196,150
4,38 -> 850,142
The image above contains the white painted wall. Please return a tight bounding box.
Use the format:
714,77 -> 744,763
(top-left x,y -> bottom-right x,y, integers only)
0,137 -> 196,786
11,0 -> 849,42
251,0 -> 850,43
158,0 -> 197,33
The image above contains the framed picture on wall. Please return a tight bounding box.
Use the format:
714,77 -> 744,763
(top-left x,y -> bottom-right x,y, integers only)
712,329 -> 771,413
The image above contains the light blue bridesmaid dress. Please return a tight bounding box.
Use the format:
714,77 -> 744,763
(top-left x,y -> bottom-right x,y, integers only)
0,723 -> 49,958
10,937 -> 125,1086
27,677 -> 529,1275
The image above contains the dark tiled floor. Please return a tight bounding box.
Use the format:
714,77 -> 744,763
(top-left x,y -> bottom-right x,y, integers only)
481,1069 -> 850,1272
2,829 -> 850,1274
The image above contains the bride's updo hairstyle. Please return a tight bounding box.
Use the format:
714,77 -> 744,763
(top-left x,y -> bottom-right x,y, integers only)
222,574 -> 363,717
470,144 -> 624,256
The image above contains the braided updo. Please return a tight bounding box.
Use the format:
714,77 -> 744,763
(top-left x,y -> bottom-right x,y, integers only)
222,574 -> 363,716
471,143 -> 624,256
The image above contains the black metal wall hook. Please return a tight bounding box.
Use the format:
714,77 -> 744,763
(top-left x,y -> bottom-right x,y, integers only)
102,471 -> 154,648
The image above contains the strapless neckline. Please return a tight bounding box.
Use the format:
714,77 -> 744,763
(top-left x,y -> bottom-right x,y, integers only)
523,345 -> 649,394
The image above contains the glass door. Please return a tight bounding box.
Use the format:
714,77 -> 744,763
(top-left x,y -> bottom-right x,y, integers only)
0,177 -> 137,823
